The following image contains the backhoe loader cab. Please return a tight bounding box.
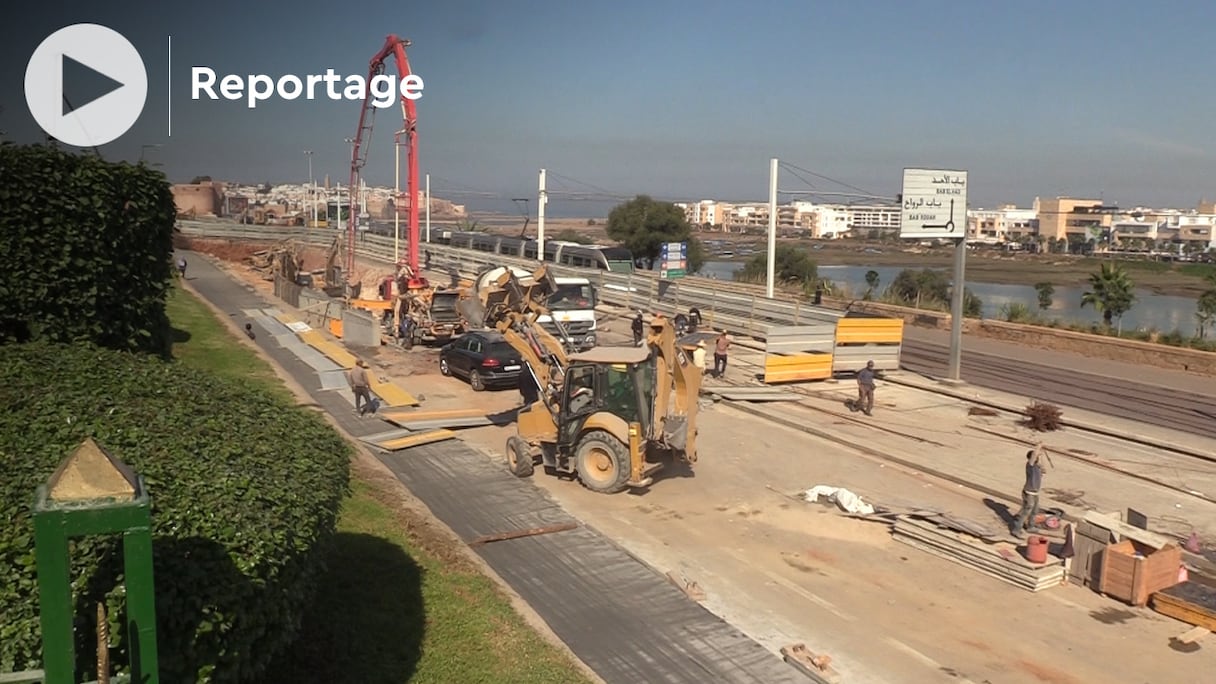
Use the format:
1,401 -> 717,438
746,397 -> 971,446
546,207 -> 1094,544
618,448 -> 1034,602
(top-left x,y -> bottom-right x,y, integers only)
506,342 -> 698,494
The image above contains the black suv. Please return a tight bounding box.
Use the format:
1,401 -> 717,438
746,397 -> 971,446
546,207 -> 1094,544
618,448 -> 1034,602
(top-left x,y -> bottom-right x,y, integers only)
439,330 -> 525,391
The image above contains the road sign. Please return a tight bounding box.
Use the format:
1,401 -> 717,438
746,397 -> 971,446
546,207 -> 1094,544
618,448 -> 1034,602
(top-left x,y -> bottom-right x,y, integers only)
660,241 -> 687,279
900,168 -> 968,240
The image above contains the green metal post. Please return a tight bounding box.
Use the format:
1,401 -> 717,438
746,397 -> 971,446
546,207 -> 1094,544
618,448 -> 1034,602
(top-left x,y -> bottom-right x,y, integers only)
122,526 -> 159,683
33,505 -> 74,684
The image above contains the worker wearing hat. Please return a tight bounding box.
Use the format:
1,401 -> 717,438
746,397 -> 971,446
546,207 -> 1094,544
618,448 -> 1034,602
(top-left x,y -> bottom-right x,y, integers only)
348,358 -> 374,416
856,360 -> 877,416
692,339 -> 707,372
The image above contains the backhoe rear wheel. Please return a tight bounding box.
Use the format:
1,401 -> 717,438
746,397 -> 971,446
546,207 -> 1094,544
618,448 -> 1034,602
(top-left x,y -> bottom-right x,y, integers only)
574,431 -> 631,494
506,436 -> 534,478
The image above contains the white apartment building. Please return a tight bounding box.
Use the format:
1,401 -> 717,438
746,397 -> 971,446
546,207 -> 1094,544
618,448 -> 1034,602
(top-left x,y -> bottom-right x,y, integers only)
846,205 -> 901,234
676,200 -> 725,226
968,206 -> 1037,243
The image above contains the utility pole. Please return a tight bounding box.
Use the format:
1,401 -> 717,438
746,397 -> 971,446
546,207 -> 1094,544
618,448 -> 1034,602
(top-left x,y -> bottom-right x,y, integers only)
424,173 -> 431,243
767,157 -> 778,299
948,237 -> 966,380
304,150 -> 314,227
393,136 -> 401,263
537,168 -> 547,260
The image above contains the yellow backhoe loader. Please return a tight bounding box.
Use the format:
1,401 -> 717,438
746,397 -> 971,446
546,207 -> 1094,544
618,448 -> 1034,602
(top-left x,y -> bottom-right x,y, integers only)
459,264 -> 701,493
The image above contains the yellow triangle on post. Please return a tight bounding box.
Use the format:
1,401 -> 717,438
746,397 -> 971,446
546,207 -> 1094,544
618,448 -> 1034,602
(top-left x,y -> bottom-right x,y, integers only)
47,438 -> 138,502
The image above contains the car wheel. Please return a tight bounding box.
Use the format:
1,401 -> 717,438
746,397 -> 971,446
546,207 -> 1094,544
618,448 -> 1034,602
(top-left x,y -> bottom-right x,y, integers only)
439,357 -> 451,376
469,369 -> 486,391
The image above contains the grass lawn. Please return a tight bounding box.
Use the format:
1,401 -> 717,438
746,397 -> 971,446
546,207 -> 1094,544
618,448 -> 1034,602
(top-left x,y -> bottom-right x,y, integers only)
166,283 -> 594,684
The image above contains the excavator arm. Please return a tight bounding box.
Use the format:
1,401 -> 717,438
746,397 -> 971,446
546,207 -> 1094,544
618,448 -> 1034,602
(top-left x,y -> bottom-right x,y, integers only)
645,316 -> 701,462
461,264 -> 572,417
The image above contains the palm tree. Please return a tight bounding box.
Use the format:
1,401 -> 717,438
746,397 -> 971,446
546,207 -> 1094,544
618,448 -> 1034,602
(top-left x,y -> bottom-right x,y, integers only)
1081,262 -> 1136,332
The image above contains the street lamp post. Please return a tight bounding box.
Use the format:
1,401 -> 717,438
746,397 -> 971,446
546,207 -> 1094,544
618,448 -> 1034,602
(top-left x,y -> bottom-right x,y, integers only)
304,150 -> 314,227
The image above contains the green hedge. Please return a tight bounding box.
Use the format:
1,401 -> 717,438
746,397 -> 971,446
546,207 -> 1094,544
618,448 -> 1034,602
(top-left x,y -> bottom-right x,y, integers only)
0,343 -> 351,681
0,144 -> 177,355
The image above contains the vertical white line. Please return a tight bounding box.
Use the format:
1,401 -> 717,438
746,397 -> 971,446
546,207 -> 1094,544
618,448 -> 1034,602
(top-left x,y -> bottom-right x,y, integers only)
167,35 -> 172,137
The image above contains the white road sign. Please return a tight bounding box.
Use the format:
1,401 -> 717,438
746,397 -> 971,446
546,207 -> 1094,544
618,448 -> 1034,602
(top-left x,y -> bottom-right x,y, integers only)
900,168 -> 968,240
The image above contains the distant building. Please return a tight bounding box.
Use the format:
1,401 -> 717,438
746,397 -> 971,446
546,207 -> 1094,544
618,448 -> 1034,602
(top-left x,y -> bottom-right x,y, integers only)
968,205 -> 1036,243
1032,197 -> 1113,242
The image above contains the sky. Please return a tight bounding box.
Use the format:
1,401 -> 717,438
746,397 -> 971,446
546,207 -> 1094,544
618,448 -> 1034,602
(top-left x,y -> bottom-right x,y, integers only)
3,1 -> 1215,217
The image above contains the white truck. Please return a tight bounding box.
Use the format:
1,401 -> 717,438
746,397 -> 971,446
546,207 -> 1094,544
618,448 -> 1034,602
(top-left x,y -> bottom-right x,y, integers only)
469,267 -> 599,352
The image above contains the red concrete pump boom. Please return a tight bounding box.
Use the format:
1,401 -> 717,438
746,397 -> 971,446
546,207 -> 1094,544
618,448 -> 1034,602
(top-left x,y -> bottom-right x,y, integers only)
347,35 -> 427,289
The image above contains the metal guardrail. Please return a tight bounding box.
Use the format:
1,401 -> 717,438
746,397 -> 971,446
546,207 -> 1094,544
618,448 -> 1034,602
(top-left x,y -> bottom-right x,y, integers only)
177,220 -> 849,340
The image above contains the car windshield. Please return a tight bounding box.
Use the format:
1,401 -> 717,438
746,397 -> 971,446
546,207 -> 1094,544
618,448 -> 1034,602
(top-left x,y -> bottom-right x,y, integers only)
548,284 -> 596,311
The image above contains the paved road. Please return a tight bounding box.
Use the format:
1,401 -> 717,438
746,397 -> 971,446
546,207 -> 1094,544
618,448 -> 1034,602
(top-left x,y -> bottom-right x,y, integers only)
180,252 -> 804,684
900,329 -> 1216,440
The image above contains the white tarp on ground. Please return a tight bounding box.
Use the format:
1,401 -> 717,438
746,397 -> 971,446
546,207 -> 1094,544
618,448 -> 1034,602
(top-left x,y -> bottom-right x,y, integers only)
804,485 -> 875,515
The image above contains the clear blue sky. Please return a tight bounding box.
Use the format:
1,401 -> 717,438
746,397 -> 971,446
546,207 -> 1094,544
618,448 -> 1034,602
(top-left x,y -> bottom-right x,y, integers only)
4,1 -> 1214,216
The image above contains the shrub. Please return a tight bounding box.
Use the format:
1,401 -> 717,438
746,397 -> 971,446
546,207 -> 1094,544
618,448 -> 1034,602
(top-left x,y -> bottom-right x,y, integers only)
0,144 -> 177,355
0,343 -> 351,681
1023,402 -> 1063,431
998,302 -> 1033,323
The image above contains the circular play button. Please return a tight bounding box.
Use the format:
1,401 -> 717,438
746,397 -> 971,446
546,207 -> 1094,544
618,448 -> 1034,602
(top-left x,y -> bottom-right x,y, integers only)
24,23 -> 148,148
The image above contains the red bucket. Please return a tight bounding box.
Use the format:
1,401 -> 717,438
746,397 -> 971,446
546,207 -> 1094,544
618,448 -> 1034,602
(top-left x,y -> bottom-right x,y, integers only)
1025,535 -> 1049,564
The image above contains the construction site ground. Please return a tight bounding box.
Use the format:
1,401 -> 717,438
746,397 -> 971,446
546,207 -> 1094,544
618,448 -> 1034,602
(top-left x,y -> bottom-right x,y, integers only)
196,252 -> 1216,684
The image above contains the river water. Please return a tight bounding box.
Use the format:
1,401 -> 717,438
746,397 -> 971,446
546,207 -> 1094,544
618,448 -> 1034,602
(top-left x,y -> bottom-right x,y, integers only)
698,261 -> 1205,336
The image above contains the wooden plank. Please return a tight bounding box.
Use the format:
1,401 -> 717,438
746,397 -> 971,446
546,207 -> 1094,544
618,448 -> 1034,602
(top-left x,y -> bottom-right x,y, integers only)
1083,511 -> 1171,548
468,522 -> 580,547
380,407 -> 491,422
1153,597 -> 1216,632
895,534 -> 1061,591
372,429 -> 457,451
369,379 -> 420,407
894,530 -> 1058,584
274,312 -> 300,325
1177,625 -> 1210,644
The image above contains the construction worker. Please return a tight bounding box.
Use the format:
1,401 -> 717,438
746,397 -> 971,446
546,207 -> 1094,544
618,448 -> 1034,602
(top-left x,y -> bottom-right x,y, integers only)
176,257 -> 188,278
856,360 -> 877,416
348,359 -> 374,416
1011,445 -> 1048,538
692,340 -> 707,372
713,331 -> 730,377
632,311 -> 645,346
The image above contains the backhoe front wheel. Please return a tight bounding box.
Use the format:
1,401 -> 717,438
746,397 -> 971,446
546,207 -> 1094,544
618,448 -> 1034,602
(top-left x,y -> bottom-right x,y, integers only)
506,436 -> 534,478
575,431 -> 631,494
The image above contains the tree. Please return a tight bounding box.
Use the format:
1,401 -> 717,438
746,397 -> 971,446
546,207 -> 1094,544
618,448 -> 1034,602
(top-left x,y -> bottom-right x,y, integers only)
1197,273 -> 1216,339
1033,282 -> 1054,310
605,195 -> 696,269
553,228 -> 592,244
1081,261 -> 1136,332
864,270 -> 880,300
739,245 -> 817,292
886,268 -> 950,308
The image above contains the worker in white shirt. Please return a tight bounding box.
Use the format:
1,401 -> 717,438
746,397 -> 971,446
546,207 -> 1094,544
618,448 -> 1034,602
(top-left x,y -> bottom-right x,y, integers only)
692,339 -> 707,372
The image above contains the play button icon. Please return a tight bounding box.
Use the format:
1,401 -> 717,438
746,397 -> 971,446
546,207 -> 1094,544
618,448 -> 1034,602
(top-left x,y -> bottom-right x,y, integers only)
25,24 -> 148,147
61,55 -> 126,116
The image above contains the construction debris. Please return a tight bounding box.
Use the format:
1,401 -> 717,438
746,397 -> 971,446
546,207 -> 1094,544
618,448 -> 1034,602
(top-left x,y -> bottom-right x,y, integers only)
892,516 -> 1066,592
1176,625 -> 1210,645
967,406 -> 999,416
1152,582 -> 1216,632
467,522 -> 580,547
666,571 -> 707,601
804,485 -> 875,516
780,643 -> 840,684
1023,401 -> 1063,431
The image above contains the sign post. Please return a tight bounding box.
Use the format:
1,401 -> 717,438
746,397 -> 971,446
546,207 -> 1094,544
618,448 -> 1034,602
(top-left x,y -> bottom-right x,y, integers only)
900,168 -> 968,381
659,241 -> 687,280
